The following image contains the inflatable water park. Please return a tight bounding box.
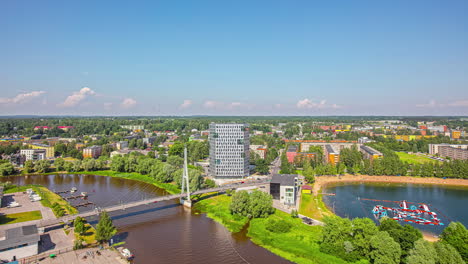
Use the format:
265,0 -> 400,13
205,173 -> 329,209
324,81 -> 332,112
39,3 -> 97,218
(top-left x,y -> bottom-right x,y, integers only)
366,199 -> 445,226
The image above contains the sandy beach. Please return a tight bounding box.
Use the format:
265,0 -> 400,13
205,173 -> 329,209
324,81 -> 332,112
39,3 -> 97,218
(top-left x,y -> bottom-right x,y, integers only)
313,175 -> 468,195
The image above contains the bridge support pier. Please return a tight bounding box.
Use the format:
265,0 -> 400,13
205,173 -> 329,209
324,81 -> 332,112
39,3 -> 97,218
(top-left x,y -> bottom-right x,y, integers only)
180,198 -> 192,208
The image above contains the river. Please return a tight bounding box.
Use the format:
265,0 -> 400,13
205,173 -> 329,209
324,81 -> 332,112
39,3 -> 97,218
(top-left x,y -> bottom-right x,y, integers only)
322,182 -> 468,235
1,174 -> 290,264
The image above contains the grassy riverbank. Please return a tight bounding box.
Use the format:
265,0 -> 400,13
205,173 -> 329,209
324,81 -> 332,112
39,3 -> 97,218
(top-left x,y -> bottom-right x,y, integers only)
194,194 -> 351,264
193,194 -> 248,232
299,191 -> 333,221
35,186 -> 79,215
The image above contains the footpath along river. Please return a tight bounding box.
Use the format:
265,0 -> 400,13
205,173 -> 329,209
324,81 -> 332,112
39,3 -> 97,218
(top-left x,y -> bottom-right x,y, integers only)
1,174 -> 291,264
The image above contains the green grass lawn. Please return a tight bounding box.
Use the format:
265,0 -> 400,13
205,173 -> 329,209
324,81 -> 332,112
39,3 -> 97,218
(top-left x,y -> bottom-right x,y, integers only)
76,223 -> 97,244
193,194 -> 249,233
299,185 -> 334,221
395,152 -> 439,164
0,210 -> 42,225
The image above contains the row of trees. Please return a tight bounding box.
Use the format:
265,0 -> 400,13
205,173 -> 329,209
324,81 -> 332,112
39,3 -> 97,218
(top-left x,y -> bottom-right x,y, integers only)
280,144 -> 468,179
321,217 -> 467,264
110,154 -> 209,191
229,190 -> 275,218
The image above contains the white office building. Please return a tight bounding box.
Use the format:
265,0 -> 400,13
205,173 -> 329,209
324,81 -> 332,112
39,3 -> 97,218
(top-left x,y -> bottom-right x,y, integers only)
209,123 -> 250,178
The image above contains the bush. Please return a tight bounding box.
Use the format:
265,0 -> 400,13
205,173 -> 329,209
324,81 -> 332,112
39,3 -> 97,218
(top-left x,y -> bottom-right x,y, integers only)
291,209 -> 299,218
266,219 -> 292,233
73,239 -> 84,250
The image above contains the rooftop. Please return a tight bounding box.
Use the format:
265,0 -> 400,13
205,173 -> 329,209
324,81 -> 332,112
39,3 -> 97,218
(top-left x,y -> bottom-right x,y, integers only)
0,225 -> 40,250
271,174 -> 297,186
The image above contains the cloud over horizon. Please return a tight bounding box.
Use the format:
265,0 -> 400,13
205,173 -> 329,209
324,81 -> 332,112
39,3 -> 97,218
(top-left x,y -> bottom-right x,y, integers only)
121,98 -> 137,109
296,98 -> 341,110
0,91 -> 46,105
59,87 -> 96,107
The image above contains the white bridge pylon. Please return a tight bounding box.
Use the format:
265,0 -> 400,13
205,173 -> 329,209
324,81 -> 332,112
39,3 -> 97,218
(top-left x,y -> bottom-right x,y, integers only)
180,146 -> 192,207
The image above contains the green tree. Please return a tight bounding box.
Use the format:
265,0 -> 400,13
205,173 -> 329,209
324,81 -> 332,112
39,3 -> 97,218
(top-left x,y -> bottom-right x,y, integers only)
54,157 -> 65,171
440,222 -> 468,262
34,160 -> 51,173
379,218 -> 422,258
248,190 -> 275,218
23,160 -> 34,173
434,241 -> 465,264
255,159 -> 269,174
95,211 -> 117,244
406,239 -> 436,264
74,216 -> 86,235
168,142 -> 184,157
0,163 -> 15,176
303,162 -> 315,183
167,155 -> 184,167
369,231 -> 401,264
230,191 -> 250,217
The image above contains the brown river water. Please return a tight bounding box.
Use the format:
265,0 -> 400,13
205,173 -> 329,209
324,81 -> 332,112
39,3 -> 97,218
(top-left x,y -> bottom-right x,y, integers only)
1,174 -> 290,264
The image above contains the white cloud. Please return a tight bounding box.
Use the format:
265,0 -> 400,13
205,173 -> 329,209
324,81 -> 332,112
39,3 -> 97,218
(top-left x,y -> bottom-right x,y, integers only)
203,100 -> 221,109
121,98 -> 137,109
448,100 -> 468,107
296,98 -> 340,109
180,99 -> 193,109
416,100 -> 438,108
0,91 -> 46,105
59,87 -> 96,107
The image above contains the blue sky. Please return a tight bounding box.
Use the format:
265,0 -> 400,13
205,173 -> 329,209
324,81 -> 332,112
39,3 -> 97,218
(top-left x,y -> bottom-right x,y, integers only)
1,1 -> 467,115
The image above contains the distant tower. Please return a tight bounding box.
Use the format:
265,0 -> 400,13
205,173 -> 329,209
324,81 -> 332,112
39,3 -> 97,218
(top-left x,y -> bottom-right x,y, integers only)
209,123 -> 250,179
180,146 -> 191,207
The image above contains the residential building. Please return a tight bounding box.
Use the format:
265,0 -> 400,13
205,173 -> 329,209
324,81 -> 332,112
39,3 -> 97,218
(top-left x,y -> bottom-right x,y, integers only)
121,125 -> 144,131
142,137 -> 156,146
250,145 -> 267,159
82,145 -> 102,159
270,174 -> 298,206
360,145 -> 383,160
29,143 -> 54,158
57,126 -> 74,131
429,144 -> 468,160
116,141 -> 129,150
324,144 -> 340,164
452,131 -> 461,139
20,149 -> 46,161
33,126 -> 51,131
209,123 -> 250,179
286,145 -> 298,163
0,225 -> 40,260
110,149 -> 154,158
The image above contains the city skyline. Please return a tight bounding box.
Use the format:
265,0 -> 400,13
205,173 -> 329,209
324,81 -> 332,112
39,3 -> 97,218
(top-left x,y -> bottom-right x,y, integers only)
2,1 -> 468,116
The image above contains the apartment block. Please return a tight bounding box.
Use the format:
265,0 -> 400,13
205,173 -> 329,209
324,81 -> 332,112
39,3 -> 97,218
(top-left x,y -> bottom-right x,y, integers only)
82,145 -> 102,159
20,149 -> 46,161
324,144 -> 340,164
360,145 -> 383,160
29,143 -> 54,158
429,144 -> 468,160
209,123 -> 250,179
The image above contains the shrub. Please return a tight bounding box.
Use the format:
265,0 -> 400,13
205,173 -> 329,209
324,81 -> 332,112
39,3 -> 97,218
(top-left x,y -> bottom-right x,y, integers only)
266,219 -> 292,233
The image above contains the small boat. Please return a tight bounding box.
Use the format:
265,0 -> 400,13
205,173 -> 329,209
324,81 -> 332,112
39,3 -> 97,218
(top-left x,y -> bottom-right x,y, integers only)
80,192 -> 88,197
71,187 -> 77,193
121,248 -> 135,260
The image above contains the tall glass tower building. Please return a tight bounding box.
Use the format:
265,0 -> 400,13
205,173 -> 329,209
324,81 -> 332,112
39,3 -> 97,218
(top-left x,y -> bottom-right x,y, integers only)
209,123 -> 250,179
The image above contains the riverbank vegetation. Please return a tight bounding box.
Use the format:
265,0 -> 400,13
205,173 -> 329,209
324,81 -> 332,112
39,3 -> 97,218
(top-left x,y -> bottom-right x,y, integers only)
321,216 -> 467,264
299,191 -> 333,221
0,210 -> 42,225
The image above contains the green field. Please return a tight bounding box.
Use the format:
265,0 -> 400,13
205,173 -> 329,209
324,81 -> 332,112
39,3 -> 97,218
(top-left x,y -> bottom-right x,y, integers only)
395,152 -> 439,164
0,210 -> 42,225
